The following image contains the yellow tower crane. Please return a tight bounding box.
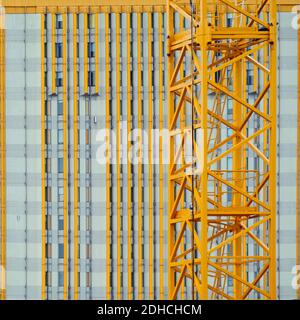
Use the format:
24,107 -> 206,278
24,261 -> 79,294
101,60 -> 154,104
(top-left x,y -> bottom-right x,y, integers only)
167,0 -> 277,300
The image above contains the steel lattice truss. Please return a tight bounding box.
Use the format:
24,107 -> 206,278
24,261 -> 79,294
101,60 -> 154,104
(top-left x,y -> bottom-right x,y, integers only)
167,0 -> 277,300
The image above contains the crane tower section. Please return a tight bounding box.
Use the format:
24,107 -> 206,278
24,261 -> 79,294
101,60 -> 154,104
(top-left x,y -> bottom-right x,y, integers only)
167,0 -> 277,300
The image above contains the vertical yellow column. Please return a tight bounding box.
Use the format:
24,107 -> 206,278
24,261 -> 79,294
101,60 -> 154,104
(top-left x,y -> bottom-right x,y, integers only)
158,12 -> 164,300
73,12 -> 79,301
232,8 -> 243,299
62,12 -> 68,300
105,12 -> 111,300
95,14 -> 99,94
116,12 -> 122,300
41,13 -> 46,301
179,14 -> 185,300
199,0 -> 208,299
137,12 -> 143,300
0,12 -> 6,301
127,11 -> 133,300
84,13 -> 88,94
52,14 -> 56,94
262,11 -> 268,295
148,12 -> 154,300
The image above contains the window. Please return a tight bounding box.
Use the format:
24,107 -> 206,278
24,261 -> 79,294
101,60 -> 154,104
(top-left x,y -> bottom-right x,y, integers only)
58,187 -> 64,202
58,272 -> 64,287
85,129 -> 90,144
45,129 -> 51,145
58,216 -> 64,231
77,100 -> 80,116
88,71 -> 95,87
88,14 -> 95,29
86,159 -> 91,174
85,100 -> 90,114
86,216 -> 91,231
45,100 -> 51,116
86,244 -> 91,259
56,72 -> 63,87
44,71 -> 48,87
58,101 -> 63,116
76,14 -> 80,29
46,243 -> 52,258
46,215 -> 52,230
86,187 -> 91,202
77,43 -> 80,58
55,42 -> 63,58
45,158 -> 51,173
44,15 -> 48,30
86,272 -> 91,287
58,243 -> 64,259
58,129 -> 63,144
88,42 -> 95,58
77,71 -> 80,86
45,271 -> 52,287
247,69 -> 254,86
56,14 -> 63,29
45,187 -> 52,202
58,158 -> 63,174
227,17 -> 233,27
44,42 -> 48,58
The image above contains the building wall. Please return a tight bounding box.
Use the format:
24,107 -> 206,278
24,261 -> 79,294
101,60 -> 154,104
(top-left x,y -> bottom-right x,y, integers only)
277,12 -> 298,300
6,14 -> 42,299
2,11 -> 298,300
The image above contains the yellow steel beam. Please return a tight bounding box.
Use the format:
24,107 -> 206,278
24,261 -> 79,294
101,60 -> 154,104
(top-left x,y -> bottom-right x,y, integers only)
148,12 -> 154,300
62,12 -> 68,300
51,14 -> 56,94
1,0 -> 299,9
73,13 -> 79,300
126,12 -> 133,300
179,13 -> 186,300
105,12 -> 111,300
137,12 -> 143,300
95,14 -> 99,94
41,14 -> 46,301
84,13 -> 88,94
0,0 -> 294,19
232,45 -> 243,298
199,0 -> 209,299
116,12 -> 122,300
167,0 -> 277,300
158,11 -> 164,300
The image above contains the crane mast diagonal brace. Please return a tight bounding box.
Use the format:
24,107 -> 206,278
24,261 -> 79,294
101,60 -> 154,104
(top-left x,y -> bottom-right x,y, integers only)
167,0 -> 277,300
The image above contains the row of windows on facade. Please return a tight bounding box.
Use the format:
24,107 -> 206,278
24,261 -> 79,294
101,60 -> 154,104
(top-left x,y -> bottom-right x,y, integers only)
45,215 -> 92,231
45,271 -> 91,288
45,186 -> 92,202
44,42 -> 96,59
46,243 -> 92,259
45,13 -> 96,30
44,100 -> 87,116
45,129 -> 90,145
45,157 -> 91,173
44,70 -> 96,87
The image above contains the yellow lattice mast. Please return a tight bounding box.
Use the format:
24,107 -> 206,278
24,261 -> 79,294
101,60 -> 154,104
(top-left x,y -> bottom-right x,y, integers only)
167,0 -> 277,300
